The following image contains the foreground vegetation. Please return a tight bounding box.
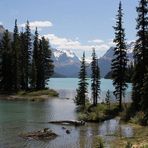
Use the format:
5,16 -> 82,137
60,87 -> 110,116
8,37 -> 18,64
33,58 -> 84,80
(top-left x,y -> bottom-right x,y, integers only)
92,124 -> 148,148
110,124 -> 148,148
0,89 -> 58,101
77,103 -> 119,122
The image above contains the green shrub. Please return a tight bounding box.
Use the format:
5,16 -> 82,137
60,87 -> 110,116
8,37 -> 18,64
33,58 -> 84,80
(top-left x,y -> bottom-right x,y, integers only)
125,141 -> 132,148
94,136 -> 105,148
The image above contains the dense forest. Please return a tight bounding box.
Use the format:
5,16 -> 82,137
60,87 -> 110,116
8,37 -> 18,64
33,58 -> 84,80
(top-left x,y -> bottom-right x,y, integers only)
0,20 -> 54,92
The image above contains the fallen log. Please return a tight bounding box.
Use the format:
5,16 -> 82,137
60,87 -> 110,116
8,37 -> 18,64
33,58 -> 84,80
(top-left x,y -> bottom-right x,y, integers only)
48,120 -> 85,126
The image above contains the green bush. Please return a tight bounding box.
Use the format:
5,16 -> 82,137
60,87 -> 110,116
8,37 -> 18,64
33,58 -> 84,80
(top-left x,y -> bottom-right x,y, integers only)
125,142 -> 132,148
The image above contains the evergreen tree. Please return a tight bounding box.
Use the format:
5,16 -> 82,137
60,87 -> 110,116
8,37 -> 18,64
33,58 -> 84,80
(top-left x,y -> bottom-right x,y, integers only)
19,31 -> 26,90
12,19 -> 21,91
91,48 -> 100,106
132,0 -> 148,111
30,28 -> 39,89
24,20 -> 31,90
41,37 -> 54,88
0,42 -> 2,90
105,90 -> 111,110
0,30 -> 13,91
111,1 -> 128,110
141,68 -> 148,113
75,52 -> 88,107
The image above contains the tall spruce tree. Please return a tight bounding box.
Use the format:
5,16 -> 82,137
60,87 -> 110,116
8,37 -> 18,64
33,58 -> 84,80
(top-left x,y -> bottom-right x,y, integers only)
12,19 -> 20,91
132,0 -> 148,111
24,21 -> 31,90
0,30 -> 13,91
111,1 -> 128,110
30,28 -> 39,89
142,68 -> 148,112
19,31 -> 26,90
41,37 -> 54,88
0,41 -> 2,90
91,49 -> 100,106
75,52 -> 88,107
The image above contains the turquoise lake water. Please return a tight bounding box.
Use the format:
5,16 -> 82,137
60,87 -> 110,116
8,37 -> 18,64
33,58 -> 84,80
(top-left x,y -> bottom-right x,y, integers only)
0,78 -> 133,148
48,78 -> 132,102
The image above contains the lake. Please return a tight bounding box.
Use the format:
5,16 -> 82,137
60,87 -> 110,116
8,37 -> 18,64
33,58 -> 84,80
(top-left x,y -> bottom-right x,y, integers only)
0,78 -> 133,148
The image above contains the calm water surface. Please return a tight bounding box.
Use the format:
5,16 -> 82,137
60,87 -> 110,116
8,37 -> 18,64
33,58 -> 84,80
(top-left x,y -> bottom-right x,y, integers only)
0,78 -> 133,148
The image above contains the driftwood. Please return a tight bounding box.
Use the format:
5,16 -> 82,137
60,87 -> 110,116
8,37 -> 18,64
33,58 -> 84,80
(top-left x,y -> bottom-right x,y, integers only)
48,120 -> 85,126
19,128 -> 58,140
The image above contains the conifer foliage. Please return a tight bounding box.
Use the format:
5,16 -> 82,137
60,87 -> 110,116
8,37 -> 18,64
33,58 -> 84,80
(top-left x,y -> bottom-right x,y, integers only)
75,52 -> 88,107
91,48 -> 100,106
132,0 -> 148,112
111,1 -> 128,110
0,30 -> 13,91
0,20 -> 54,92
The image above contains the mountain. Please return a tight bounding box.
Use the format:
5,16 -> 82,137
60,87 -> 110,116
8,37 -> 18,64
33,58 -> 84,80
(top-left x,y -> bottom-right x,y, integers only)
52,48 -> 81,77
99,42 -> 135,77
0,25 -> 135,78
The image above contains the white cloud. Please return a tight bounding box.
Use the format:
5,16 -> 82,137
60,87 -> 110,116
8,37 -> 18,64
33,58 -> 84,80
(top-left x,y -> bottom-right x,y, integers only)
107,39 -> 115,46
19,21 -> 53,30
44,34 -> 109,52
88,39 -> 104,44
0,22 -> 3,25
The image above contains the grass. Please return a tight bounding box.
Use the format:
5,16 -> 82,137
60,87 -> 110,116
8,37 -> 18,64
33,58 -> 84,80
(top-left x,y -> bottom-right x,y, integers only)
0,89 -> 59,101
77,103 -> 120,122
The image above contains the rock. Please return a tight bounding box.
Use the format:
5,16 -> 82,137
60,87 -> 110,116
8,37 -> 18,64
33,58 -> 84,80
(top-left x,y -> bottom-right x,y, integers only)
66,130 -> 70,134
62,127 -> 66,130
43,128 -> 49,132
19,129 -> 58,140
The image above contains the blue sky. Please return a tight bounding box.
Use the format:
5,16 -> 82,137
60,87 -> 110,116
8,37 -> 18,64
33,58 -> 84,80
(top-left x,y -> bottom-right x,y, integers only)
0,0 -> 138,59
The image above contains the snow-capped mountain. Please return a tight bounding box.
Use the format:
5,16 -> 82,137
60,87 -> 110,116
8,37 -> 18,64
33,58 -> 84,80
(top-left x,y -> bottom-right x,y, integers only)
99,42 -> 135,77
52,48 -> 80,77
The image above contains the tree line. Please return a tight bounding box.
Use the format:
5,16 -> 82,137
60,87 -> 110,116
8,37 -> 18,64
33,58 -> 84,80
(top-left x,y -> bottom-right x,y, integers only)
0,20 -> 54,92
75,0 -> 148,124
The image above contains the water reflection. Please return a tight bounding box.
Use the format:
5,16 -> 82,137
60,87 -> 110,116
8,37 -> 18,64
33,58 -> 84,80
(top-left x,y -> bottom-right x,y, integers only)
0,87 -> 133,148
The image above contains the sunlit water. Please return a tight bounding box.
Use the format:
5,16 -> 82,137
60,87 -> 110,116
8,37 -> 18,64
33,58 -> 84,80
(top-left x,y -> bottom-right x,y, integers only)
0,78 -> 133,148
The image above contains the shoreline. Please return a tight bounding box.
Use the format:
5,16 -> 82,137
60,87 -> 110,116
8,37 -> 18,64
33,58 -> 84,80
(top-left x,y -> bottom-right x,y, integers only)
0,89 -> 59,101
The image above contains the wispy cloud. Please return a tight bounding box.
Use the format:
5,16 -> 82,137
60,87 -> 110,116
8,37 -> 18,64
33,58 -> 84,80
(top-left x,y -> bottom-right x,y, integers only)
44,34 -> 109,52
88,39 -> 104,44
19,21 -> 53,30
0,22 -> 3,25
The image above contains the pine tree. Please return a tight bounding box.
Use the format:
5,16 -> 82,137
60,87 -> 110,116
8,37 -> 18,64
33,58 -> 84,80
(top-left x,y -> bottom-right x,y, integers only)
105,90 -> 111,110
0,30 -> 13,91
30,28 -> 39,89
132,0 -> 148,111
12,19 -> 21,91
24,20 -> 32,90
19,31 -> 26,90
0,42 -> 2,90
111,1 -> 128,110
141,68 -> 148,113
91,48 -> 100,106
41,37 -> 54,88
75,52 -> 88,107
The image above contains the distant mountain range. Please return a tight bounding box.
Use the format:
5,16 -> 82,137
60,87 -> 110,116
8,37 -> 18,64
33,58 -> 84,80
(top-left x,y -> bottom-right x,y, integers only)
52,42 -> 135,78
0,25 -> 134,78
